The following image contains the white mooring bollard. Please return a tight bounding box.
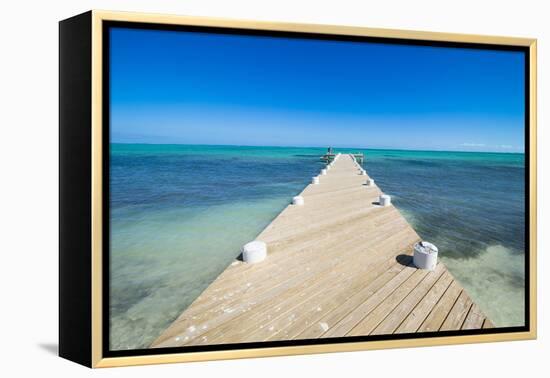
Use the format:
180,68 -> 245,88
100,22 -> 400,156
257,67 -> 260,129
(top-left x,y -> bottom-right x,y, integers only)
366,178 -> 375,187
242,241 -> 267,264
312,176 -> 319,184
379,194 -> 391,206
413,241 -> 439,270
361,170 -> 367,176
292,196 -> 304,206
321,169 -> 327,175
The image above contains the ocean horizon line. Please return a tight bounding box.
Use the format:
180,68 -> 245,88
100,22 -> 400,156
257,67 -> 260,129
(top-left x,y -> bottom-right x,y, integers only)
110,142 -> 525,155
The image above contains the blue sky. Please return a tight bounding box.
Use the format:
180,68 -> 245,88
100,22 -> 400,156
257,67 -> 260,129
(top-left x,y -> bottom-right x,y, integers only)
110,27 -> 525,152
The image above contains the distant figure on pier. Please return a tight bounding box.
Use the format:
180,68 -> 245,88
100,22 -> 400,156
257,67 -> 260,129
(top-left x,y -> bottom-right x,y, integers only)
327,147 -> 333,154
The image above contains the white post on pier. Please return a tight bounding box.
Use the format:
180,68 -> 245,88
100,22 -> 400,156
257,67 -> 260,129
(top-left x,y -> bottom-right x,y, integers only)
242,241 -> 267,264
366,178 -> 375,187
312,176 -> 319,184
292,196 -> 304,206
321,169 -> 327,175
379,194 -> 391,206
413,241 -> 438,270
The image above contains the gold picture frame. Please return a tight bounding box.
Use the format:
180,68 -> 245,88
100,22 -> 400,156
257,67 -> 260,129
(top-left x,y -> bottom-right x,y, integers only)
59,9 -> 537,368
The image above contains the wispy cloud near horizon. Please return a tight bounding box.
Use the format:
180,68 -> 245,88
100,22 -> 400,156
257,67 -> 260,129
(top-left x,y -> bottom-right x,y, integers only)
460,143 -> 487,147
458,142 -> 523,152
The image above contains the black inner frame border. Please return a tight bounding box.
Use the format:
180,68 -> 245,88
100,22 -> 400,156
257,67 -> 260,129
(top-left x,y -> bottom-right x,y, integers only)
101,20 -> 531,359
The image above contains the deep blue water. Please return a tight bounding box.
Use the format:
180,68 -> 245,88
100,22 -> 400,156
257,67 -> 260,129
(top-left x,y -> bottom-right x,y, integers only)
110,144 -> 525,350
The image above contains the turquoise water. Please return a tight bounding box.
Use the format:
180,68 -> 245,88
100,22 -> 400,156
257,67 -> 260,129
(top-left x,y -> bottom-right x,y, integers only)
109,144 -> 525,350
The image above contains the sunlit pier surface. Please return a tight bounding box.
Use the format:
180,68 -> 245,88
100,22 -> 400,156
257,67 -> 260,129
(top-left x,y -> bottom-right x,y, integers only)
152,154 -> 492,348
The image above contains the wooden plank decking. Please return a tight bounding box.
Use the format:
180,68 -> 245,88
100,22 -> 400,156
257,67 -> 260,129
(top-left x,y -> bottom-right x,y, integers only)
151,154 -> 492,348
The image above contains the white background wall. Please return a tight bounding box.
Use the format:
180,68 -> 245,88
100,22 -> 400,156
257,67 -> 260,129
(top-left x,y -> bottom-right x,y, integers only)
1,0 -> 547,376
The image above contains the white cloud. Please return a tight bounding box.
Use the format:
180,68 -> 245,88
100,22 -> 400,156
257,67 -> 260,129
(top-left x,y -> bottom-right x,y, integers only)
460,142 -> 486,147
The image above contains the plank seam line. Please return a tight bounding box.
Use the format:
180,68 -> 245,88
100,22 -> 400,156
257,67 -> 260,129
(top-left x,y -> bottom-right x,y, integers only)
343,265 -> 424,337
246,256 -> 403,341
366,267 -> 440,336
331,269 -> 411,337
416,278 -> 454,332
438,289 -> 464,331
391,268 -> 447,334
459,302 -> 475,330
313,262 -> 408,338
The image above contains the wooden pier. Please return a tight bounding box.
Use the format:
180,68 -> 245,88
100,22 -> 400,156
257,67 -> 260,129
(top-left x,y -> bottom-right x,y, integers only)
152,154 -> 492,348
